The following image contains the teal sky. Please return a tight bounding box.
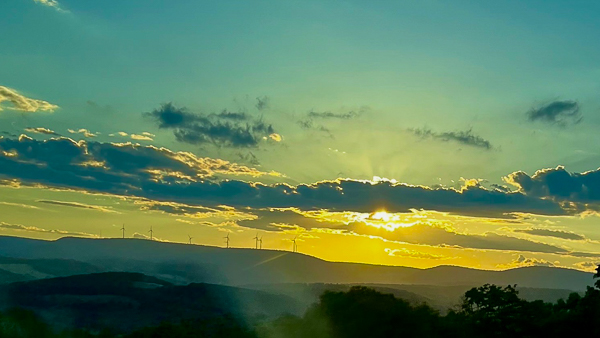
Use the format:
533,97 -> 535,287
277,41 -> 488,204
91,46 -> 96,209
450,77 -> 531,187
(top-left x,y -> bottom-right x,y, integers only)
1,0 -> 600,271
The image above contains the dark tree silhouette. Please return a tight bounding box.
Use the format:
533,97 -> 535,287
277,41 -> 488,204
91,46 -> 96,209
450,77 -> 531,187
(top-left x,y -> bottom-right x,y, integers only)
594,264 -> 600,289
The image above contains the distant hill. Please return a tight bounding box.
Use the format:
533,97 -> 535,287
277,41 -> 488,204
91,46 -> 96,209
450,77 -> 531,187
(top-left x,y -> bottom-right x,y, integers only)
0,236 -> 594,290
361,283 -> 578,311
0,272 -> 303,333
245,283 -> 579,313
0,256 -> 102,283
244,283 -> 433,310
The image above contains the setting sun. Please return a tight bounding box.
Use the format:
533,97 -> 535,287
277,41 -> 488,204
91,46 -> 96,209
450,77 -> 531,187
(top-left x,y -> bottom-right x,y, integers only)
361,210 -> 417,231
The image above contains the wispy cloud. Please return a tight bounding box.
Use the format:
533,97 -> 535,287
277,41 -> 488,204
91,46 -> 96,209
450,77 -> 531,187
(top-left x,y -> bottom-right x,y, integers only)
0,86 -> 58,113
24,127 -> 60,136
36,199 -> 119,213
145,103 -> 278,148
513,228 -> 585,241
297,108 -> 364,138
132,232 -> 167,242
237,208 -> 570,254
68,129 -> 98,138
33,0 -> 67,12
527,100 -> 581,126
110,131 -> 155,141
307,110 -> 361,120
0,201 -> 41,209
384,248 -> 449,260
255,96 -> 270,111
496,254 -> 557,269
409,127 -> 492,150
0,221 -> 98,238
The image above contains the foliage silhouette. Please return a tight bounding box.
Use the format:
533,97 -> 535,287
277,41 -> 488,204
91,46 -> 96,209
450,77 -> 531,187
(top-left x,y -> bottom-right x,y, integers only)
2,264 -> 600,337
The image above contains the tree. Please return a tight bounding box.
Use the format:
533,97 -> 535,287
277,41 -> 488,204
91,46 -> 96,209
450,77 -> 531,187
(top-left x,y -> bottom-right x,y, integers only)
459,284 -> 546,338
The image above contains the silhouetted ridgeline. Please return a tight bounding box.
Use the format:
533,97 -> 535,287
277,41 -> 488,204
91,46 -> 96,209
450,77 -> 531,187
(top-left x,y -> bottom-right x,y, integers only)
0,235 -> 598,337
0,236 -> 593,289
1,272 -> 600,337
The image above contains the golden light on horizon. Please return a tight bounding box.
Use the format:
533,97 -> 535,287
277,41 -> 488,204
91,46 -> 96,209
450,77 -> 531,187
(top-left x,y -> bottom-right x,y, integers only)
364,210 -> 417,231
371,210 -> 394,222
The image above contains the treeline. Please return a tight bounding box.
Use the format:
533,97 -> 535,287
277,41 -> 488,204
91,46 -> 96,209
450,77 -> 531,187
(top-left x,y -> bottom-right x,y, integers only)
2,273 -> 600,338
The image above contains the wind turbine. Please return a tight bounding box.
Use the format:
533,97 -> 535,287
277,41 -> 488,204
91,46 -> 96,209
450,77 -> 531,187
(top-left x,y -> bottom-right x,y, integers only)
259,237 -> 263,250
148,226 -> 153,241
253,233 -> 259,249
292,236 -> 297,253
188,234 -> 193,244
120,224 -> 125,239
224,233 -> 230,248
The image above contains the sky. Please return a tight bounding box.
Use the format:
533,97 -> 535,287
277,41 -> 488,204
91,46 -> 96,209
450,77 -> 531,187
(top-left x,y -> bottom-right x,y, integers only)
1,0 -> 600,271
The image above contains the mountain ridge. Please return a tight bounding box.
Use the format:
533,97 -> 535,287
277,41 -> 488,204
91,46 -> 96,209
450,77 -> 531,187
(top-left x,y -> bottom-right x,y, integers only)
0,235 -> 593,290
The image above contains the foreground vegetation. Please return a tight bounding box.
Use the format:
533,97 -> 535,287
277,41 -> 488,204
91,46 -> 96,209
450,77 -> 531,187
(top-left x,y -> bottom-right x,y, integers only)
1,268 -> 600,338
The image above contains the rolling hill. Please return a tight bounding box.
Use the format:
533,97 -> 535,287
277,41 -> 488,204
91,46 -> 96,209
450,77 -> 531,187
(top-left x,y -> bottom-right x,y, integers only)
0,235 -> 594,290
0,272 -> 303,333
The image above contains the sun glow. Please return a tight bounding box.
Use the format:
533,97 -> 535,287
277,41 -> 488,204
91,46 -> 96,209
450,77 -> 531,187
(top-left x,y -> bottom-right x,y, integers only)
371,211 -> 394,222
362,210 -> 417,231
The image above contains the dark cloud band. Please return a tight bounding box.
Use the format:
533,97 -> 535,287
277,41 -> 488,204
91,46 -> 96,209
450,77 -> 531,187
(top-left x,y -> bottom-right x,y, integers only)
0,135 -> 569,218
507,166 -> 600,203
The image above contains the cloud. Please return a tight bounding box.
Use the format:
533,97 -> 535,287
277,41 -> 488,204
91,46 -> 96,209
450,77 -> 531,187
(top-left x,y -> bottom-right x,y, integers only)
68,129 -> 98,138
527,100 -> 582,126
234,208 -> 570,254
132,232 -> 167,242
297,119 -> 334,138
145,103 -> 277,148
410,128 -> 492,150
32,0 -> 66,12
0,86 -> 58,113
574,261 -> 598,272
297,109 -> 363,138
505,166 -> 600,204
307,110 -> 361,120
0,221 -> 97,238
36,199 -> 119,213
137,200 -> 255,221
352,223 -> 568,254
130,134 -> 154,141
268,133 -> 282,142
110,131 -> 154,141
0,202 -> 40,209
0,135 -> 276,193
255,96 -> 270,111
24,127 -> 59,136
1,131 -> 18,138
513,228 -> 585,241
497,254 -> 557,269
0,137 -> 567,218
34,0 -> 59,7
384,248 -> 448,260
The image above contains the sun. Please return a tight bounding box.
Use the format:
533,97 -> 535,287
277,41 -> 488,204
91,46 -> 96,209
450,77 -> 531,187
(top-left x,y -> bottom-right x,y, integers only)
361,210 -> 417,231
371,210 -> 393,222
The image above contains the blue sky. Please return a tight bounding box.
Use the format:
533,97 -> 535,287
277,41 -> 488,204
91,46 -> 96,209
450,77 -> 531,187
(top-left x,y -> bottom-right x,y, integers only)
1,0 -> 600,270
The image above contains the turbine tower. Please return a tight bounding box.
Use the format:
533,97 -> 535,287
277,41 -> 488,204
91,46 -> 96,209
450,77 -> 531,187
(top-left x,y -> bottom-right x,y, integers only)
259,237 -> 263,250
148,226 -> 153,241
188,234 -> 193,244
120,224 -> 125,239
224,233 -> 230,248
292,236 -> 297,253
253,233 -> 259,249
